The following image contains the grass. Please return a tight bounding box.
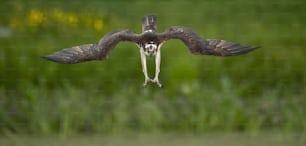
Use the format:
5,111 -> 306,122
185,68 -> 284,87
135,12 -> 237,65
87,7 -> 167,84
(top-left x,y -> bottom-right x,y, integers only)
0,132 -> 305,146
0,0 -> 306,135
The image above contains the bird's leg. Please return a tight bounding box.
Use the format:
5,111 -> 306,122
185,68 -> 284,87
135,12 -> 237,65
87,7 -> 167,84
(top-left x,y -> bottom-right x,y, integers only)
140,48 -> 151,87
152,47 -> 162,88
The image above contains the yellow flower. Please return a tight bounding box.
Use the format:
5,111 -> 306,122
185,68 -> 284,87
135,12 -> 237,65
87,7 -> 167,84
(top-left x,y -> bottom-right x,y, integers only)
67,13 -> 79,24
93,19 -> 103,32
27,9 -> 45,27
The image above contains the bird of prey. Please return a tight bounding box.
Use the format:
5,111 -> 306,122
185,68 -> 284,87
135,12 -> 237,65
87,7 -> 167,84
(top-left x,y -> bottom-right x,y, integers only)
42,15 -> 259,88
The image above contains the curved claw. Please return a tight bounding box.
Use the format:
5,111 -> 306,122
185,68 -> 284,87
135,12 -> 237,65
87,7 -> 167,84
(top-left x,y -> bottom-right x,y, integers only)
142,78 -> 162,88
156,82 -> 162,88
143,78 -> 152,87
143,82 -> 148,87
151,78 -> 162,88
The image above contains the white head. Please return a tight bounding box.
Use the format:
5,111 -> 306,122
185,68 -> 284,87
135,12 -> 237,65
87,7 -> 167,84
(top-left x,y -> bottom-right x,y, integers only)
144,41 -> 158,56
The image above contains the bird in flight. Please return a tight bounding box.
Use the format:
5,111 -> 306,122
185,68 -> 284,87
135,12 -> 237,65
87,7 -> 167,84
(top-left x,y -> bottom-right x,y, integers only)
42,15 -> 259,88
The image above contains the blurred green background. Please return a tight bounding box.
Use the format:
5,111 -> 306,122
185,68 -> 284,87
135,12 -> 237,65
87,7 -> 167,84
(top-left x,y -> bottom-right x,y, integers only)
0,0 -> 305,140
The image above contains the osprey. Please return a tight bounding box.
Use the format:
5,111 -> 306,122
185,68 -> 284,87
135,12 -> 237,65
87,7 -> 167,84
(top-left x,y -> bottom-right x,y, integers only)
42,15 -> 259,87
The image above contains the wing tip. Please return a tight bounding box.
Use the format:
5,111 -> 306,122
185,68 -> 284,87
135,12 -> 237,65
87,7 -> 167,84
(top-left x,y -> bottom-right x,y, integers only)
252,46 -> 261,49
224,45 -> 260,56
41,54 -> 73,64
245,45 -> 260,52
41,54 -> 54,61
247,45 -> 260,53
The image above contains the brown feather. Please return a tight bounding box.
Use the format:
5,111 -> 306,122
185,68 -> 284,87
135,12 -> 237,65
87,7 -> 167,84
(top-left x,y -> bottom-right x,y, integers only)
159,26 -> 259,56
42,30 -> 139,64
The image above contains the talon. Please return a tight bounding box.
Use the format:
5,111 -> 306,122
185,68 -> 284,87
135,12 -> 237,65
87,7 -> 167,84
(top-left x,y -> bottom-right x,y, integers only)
143,82 -> 148,87
152,78 -> 162,88
156,82 -> 162,88
143,78 -> 152,87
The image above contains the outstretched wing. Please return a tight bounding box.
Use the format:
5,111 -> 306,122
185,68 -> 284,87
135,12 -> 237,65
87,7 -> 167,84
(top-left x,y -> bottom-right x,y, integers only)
159,26 -> 259,56
42,30 -> 139,64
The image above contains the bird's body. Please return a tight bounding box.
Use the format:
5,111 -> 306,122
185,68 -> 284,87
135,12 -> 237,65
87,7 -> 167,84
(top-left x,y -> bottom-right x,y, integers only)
43,15 -> 259,87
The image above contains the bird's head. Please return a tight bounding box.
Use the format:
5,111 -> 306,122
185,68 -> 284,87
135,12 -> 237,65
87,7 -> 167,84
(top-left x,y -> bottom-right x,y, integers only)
142,15 -> 157,33
144,41 -> 158,57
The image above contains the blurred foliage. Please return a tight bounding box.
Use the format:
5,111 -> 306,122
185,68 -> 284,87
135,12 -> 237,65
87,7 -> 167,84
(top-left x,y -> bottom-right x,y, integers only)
0,0 -> 305,135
